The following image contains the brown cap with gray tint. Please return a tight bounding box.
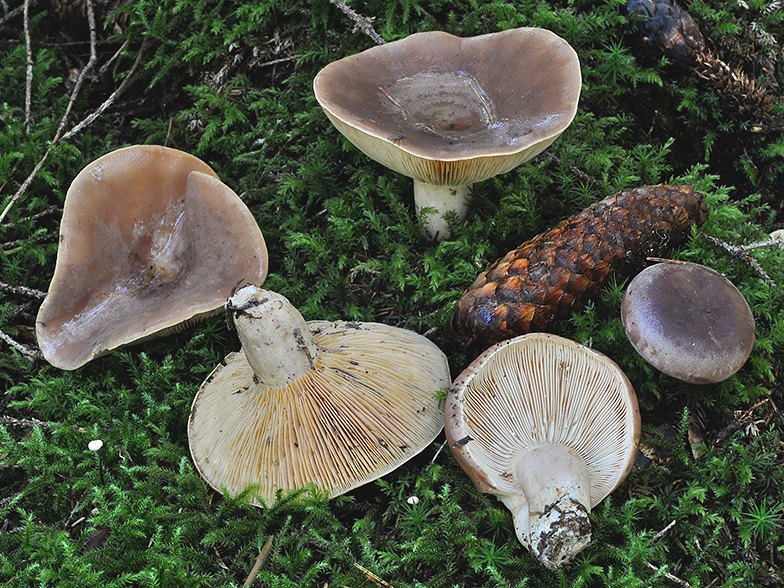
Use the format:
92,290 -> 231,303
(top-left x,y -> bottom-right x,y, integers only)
621,261 -> 755,384
313,28 -> 581,239
36,145 -> 268,370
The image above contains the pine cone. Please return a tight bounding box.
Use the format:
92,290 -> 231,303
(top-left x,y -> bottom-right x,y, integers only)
451,185 -> 708,354
627,0 -> 778,129
627,0 -> 705,67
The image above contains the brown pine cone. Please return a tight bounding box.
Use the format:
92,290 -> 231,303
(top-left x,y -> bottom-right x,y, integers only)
451,185 -> 708,354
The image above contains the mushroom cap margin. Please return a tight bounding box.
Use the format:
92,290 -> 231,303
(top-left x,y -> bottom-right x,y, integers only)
621,261 -> 755,384
36,145 -> 268,370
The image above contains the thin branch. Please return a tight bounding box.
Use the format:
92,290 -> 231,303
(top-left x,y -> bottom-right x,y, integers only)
330,0 -> 385,45
0,280 -> 46,299
0,27 -> 145,225
0,328 -> 43,360
698,230 -> 780,288
23,0 -> 32,132
61,36 -> 147,142
0,415 -> 52,431
243,535 -> 274,587
642,560 -> 693,588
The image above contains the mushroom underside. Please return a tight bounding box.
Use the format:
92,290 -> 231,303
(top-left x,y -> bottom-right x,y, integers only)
189,319 -> 450,505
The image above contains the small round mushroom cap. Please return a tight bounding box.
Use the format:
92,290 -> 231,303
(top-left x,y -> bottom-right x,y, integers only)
313,27 -> 581,239
36,145 -> 268,370
621,261 -> 755,384
446,333 -> 640,568
188,286 -> 450,506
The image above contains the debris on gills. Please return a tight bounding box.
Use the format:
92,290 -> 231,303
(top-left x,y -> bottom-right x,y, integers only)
450,185 -> 708,354
627,0 -> 781,131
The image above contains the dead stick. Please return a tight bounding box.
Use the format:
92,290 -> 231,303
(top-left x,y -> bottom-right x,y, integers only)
23,0 -> 32,132
0,416 -> 52,430
698,231 -> 777,288
642,560 -> 693,587
242,535 -> 274,587
0,280 -> 46,298
0,0 -> 97,225
62,36 -> 147,142
0,328 -> 43,360
330,0 -> 385,45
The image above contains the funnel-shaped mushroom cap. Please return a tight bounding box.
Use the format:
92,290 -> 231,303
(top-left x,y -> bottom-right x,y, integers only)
314,27 -> 581,239
188,286 -> 450,506
36,145 -> 268,370
621,261 -> 755,384
446,333 -> 639,568
314,27 -> 580,184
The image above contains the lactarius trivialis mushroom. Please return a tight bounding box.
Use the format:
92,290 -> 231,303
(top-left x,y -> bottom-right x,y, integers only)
446,333 -> 640,569
188,285 -> 450,506
621,261 -> 755,384
36,145 -> 268,370
313,28 -> 581,240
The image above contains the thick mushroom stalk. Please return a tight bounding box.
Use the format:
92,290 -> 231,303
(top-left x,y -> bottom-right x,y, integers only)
508,445 -> 592,568
228,287 -> 318,388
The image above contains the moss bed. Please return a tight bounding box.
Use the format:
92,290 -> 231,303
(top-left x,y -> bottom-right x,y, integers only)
2,0 -> 784,586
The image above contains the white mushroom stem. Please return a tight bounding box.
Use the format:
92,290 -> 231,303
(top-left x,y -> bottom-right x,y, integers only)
413,181 -> 471,240
507,444 -> 592,570
229,285 -> 319,388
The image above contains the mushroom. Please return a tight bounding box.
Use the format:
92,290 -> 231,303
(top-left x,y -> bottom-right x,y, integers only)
446,332 -> 640,569
36,145 -> 268,370
187,285 -> 450,506
313,27 -> 581,240
621,260 -> 755,384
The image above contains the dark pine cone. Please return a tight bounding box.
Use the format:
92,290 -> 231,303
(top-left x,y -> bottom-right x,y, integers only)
451,185 -> 708,355
627,0 -> 705,67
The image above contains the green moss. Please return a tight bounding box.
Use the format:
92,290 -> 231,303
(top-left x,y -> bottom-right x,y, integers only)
2,0 -> 784,585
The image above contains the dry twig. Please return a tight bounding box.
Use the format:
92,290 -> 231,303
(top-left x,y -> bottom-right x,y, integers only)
23,0 -> 32,132
0,280 -> 46,299
698,230 -> 782,288
0,0 -> 145,225
353,563 -> 395,588
330,0 -> 385,45
0,415 -> 51,431
243,535 -> 275,587
0,328 -> 43,360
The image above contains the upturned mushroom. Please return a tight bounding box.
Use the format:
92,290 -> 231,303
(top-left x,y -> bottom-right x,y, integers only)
313,28 -> 581,240
621,260 -> 755,384
446,332 -> 640,569
36,145 -> 268,370
188,285 -> 450,506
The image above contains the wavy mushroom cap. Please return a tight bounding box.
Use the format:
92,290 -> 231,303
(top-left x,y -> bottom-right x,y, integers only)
36,145 -> 268,370
313,27 -> 581,187
621,261 -> 755,384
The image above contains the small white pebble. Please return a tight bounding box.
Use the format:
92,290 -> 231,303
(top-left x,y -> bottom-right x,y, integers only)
406,496 -> 420,505
88,439 -> 104,452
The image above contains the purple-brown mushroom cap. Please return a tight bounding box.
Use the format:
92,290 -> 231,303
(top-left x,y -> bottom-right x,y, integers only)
313,27 -> 581,239
621,261 -> 755,384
